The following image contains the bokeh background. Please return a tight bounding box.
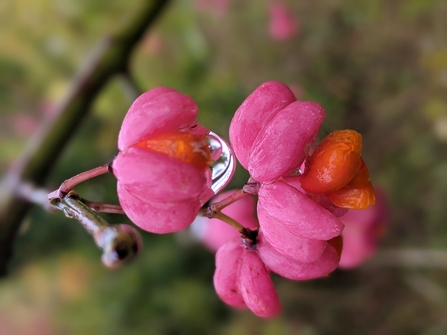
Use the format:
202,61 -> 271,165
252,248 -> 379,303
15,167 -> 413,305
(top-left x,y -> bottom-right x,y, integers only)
1,0 -> 447,334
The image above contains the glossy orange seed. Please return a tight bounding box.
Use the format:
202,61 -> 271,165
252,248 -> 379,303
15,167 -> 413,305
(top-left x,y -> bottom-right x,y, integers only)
300,130 -> 363,194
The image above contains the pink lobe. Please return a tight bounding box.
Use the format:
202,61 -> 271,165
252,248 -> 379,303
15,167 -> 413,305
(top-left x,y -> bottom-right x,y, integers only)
257,205 -> 326,262
113,146 -> 209,202
257,231 -> 340,280
238,250 -> 282,318
248,101 -> 325,182
258,181 -> 344,240
229,81 -> 296,169
215,235 -> 239,264
285,175 -> 349,217
118,87 -> 199,150
117,183 -> 200,233
213,238 -> 247,308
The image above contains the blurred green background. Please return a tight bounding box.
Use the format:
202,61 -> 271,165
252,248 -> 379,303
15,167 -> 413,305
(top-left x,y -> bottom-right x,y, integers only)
1,0 -> 447,334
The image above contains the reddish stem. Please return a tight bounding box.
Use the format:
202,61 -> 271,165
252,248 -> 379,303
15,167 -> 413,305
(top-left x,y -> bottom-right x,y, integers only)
48,164 -> 111,200
202,180 -> 261,233
209,188 -> 248,213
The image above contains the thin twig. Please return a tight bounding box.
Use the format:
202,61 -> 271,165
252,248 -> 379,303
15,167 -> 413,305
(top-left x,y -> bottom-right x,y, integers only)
50,191 -> 142,268
51,191 -> 109,235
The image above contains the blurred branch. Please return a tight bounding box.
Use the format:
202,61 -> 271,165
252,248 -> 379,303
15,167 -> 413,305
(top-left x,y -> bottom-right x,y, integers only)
118,72 -> 143,102
403,272 -> 447,305
371,248 -> 447,268
13,182 -> 54,213
0,0 -> 170,276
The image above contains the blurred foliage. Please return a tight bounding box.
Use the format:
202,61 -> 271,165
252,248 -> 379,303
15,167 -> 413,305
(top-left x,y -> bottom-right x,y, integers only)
1,0 -> 447,334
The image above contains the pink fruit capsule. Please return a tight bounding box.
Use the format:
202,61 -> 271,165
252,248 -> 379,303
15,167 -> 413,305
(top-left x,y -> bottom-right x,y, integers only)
229,81 -> 296,170
113,87 -> 213,233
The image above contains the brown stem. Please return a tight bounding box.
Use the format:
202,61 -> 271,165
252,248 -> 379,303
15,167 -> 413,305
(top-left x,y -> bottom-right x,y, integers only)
0,0 -> 171,276
213,212 -> 246,233
370,249 -> 447,269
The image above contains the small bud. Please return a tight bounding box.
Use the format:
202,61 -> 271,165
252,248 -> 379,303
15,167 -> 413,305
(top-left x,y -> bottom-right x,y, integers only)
94,224 -> 142,269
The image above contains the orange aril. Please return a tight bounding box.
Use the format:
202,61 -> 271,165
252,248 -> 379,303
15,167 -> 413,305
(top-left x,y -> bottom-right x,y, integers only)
299,129 -> 376,209
328,181 -> 376,209
345,158 -> 370,188
135,131 -> 211,170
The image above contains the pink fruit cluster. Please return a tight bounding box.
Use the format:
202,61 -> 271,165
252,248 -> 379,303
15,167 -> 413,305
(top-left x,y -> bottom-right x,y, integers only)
196,189 -> 341,317
229,82 -> 344,256
112,87 -> 215,234
200,186 -> 388,317
112,81 -> 376,318
202,81 -> 350,317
